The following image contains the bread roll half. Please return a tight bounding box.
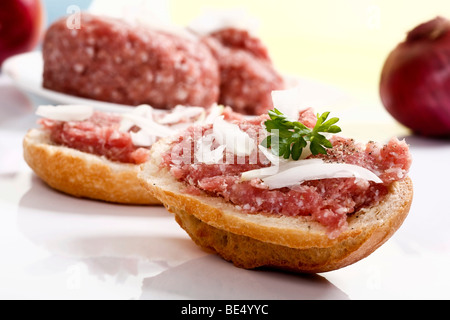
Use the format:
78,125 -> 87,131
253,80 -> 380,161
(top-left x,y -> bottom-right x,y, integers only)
139,138 -> 413,273
23,128 -> 160,205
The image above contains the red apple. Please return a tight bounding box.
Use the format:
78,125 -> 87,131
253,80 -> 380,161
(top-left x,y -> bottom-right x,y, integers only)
0,0 -> 45,66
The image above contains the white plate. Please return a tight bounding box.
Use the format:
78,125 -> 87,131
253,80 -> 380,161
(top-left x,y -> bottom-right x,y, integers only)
2,51 -> 361,115
2,51 -> 135,113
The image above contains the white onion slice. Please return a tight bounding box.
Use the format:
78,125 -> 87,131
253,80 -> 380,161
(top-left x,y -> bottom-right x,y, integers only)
158,105 -> 205,124
130,130 -> 156,147
260,162 -> 383,190
241,158 -> 324,181
240,166 -> 280,181
119,105 -> 154,132
258,145 -> 284,166
133,104 -> 155,117
36,105 -> 94,122
119,104 -> 167,147
195,135 -> 226,164
271,87 -> 303,121
213,116 -> 255,156
120,113 -> 174,138
204,104 -> 224,124
257,145 -> 320,167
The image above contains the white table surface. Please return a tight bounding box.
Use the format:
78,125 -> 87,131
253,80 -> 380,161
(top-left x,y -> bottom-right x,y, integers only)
1,74 -> 450,300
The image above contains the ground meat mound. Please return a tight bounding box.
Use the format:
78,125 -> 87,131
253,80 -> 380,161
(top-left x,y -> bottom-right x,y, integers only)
43,14 -> 286,115
203,28 -> 286,115
160,112 -> 412,237
43,13 -> 220,109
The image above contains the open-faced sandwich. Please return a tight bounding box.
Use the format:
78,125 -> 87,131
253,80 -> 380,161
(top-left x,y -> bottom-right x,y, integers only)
139,94 -> 413,272
23,104 -> 241,205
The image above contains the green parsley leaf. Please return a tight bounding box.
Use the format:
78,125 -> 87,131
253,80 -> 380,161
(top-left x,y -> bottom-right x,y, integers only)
261,109 -> 341,160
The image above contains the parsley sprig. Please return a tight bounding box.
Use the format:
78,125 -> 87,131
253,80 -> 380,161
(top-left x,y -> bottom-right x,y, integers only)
261,109 -> 341,160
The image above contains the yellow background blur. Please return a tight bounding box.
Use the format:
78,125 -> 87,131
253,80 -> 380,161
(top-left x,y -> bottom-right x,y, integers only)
171,0 -> 449,103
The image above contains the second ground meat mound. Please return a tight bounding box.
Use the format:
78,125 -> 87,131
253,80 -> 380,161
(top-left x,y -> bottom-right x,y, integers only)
43,13 -> 220,109
203,28 -> 286,115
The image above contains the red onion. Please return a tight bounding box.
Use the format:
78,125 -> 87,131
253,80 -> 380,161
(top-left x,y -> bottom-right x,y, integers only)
0,0 -> 45,66
380,16 -> 450,137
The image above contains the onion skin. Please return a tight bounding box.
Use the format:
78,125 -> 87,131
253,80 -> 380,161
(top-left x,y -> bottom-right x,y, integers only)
380,16 -> 450,137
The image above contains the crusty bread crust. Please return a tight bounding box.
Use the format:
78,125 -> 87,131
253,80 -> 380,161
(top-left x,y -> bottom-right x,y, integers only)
23,128 -> 160,205
139,137 -> 413,273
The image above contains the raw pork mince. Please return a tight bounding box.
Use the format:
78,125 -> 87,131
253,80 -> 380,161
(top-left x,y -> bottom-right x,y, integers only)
203,28 -> 286,115
161,113 -> 412,237
43,13 -> 220,109
37,107 -> 244,165
39,112 -> 149,164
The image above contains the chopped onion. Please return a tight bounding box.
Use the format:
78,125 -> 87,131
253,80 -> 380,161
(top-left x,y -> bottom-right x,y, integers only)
271,87 -> 303,121
204,104 -> 224,124
119,104 -> 171,147
119,104 -> 154,132
120,113 -> 174,138
119,104 -> 174,138
158,105 -> 205,124
240,166 -> 280,181
243,145 -> 324,181
241,158 -> 324,181
36,105 -> 94,122
258,162 -> 383,190
258,143 -> 313,168
130,130 -> 156,147
195,135 -> 226,164
213,116 -> 255,156
134,104 -> 155,119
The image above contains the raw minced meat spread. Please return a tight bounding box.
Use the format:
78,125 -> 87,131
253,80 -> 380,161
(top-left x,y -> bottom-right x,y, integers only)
39,111 -> 150,164
160,110 -> 412,237
38,107 -> 244,165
